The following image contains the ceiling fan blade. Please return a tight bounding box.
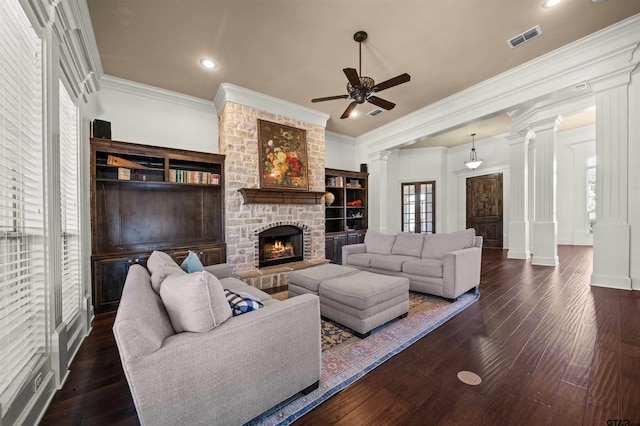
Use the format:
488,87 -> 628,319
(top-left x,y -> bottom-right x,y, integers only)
367,96 -> 396,110
372,73 -> 411,92
311,95 -> 349,103
340,101 -> 358,119
343,68 -> 361,87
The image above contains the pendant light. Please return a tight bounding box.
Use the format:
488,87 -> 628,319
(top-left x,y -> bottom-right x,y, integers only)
464,133 -> 483,169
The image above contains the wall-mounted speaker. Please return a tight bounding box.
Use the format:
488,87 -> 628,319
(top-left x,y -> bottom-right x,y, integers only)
91,119 -> 111,139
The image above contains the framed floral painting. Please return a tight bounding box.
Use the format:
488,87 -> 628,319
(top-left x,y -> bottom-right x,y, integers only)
258,119 -> 309,190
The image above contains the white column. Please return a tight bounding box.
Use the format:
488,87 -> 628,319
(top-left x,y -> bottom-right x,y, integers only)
531,117 -> 561,266
368,150 -> 391,233
591,73 -> 632,289
506,132 -> 530,259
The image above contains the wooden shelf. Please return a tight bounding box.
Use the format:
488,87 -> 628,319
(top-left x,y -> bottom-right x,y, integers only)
324,167 -> 368,263
239,188 -> 325,205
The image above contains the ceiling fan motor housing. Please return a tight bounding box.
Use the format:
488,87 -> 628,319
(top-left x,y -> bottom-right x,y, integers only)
347,76 -> 375,103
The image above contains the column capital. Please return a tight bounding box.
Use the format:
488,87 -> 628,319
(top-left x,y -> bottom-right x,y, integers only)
590,68 -> 634,93
368,150 -> 392,162
530,115 -> 562,134
505,131 -> 530,146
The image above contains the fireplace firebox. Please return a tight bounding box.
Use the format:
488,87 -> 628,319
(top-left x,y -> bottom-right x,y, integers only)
258,225 -> 303,268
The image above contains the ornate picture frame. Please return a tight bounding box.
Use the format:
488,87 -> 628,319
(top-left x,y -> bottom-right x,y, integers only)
258,119 -> 309,190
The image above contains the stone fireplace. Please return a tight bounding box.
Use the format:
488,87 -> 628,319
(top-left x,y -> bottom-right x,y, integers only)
216,90 -> 328,290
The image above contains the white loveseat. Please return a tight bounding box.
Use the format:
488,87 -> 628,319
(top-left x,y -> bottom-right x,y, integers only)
342,229 -> 482,300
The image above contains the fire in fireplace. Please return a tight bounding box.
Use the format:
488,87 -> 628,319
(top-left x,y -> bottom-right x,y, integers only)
258,225 -> 303,267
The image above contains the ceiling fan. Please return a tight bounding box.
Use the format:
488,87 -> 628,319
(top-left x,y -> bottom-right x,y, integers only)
311,31 -> 411,119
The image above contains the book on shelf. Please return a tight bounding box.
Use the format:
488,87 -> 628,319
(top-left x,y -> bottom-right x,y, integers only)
326,176 -> 343,187
169,169 -> 220,184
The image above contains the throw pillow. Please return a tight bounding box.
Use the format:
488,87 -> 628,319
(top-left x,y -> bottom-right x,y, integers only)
364,230 -> 397,255
147,250 -> 185,293
421,228 -> 476,259
391,232 -> 425,257
160,271 -> 232,333
224,289 -> 264,316
181,250 -> 205,273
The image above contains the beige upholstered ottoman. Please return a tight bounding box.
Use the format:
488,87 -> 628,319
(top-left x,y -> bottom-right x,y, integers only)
319,271 -> 410,338
288,263 -> 358,297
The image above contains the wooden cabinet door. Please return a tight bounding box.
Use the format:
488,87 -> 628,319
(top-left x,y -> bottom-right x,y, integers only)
466,173 -> 503,248
92,253 -> 149,314
325,234 -> 348,264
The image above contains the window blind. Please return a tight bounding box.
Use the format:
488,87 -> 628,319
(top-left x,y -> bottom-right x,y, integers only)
0,0 -> 46,411
59,80 -> 80,324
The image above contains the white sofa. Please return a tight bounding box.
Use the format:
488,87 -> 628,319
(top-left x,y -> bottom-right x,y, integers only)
342,229 -> 482,300
113,252 -> 321,426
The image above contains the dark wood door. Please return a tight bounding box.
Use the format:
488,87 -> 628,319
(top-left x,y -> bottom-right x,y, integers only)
466,173 -> 503,248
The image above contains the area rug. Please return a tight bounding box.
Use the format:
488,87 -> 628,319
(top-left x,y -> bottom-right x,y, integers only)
247,289 -> 479,425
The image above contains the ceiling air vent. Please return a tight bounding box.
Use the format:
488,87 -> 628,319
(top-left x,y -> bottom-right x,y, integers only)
507,25 -> 542,49
368,108 -> 384,117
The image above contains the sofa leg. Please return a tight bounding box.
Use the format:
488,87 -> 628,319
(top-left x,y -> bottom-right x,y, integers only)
443,297 -> 456,303
398,312 -> 408,319
301,380 -> 319,395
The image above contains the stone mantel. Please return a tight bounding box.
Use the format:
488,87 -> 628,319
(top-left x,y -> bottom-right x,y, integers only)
238,188 -> 325,205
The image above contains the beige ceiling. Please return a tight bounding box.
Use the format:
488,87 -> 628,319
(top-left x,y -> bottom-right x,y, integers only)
87,0 -> 640,142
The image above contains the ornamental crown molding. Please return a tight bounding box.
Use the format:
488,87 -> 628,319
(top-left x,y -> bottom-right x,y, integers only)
214,83 -> 330,127
100,75 -> 216,113
357,13 -> 640,153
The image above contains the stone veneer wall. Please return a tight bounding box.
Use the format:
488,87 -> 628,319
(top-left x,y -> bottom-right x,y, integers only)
218,102 -> 326,276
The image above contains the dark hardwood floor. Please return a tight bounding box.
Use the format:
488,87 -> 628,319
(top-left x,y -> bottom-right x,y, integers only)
40,246 -> 640,425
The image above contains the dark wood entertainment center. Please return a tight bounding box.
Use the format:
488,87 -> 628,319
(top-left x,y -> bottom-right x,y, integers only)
90,138 -> 226,313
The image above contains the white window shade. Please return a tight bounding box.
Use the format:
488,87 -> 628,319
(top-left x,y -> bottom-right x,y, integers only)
0,0 -> 46,411
59,80 -> 80,324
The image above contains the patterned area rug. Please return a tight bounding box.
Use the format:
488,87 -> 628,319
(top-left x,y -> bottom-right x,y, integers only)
248,289 -> 479,425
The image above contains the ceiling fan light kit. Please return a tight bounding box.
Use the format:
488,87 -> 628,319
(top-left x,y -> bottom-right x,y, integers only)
311,31 -> 411,119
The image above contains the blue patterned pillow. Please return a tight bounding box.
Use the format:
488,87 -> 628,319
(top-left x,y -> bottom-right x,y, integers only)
224,290 -> 264,316
181,250 -> 205,273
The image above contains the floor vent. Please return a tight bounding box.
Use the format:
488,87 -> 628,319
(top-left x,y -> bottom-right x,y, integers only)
507,25 -> 542,48
368,108 -> 384,117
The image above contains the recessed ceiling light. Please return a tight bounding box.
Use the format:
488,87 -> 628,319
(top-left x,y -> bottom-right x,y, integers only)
542,0 -> 564,8
200,58 -> 216,69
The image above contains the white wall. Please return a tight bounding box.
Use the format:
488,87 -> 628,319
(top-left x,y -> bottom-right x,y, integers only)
386,147 -> 447,234
325,131 -> 358,170
448,136 -> 510,241
84,76 -> 218,152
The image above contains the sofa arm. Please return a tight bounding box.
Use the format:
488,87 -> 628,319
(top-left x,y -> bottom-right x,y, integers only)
123,294 -> 321,426
442,247 -> 482,299
203,263 -> 232,279
342,243 -> 366,265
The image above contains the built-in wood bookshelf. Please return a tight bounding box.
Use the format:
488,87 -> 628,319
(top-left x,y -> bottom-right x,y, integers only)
90,138 -> 226,313
324,168 -> 368,264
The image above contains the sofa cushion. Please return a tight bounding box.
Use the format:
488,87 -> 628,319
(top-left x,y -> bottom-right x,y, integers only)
364,230 -> 397,255
147,250 -> 185,293
391,232 -> 425,257
370,255 -> 417,272
421,228 -> 476,259
160,271 -> 232,333
224,290 -> 264,316
346,253 -> 385,268
402,258 -> 444,278
181,250 -> 205,273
